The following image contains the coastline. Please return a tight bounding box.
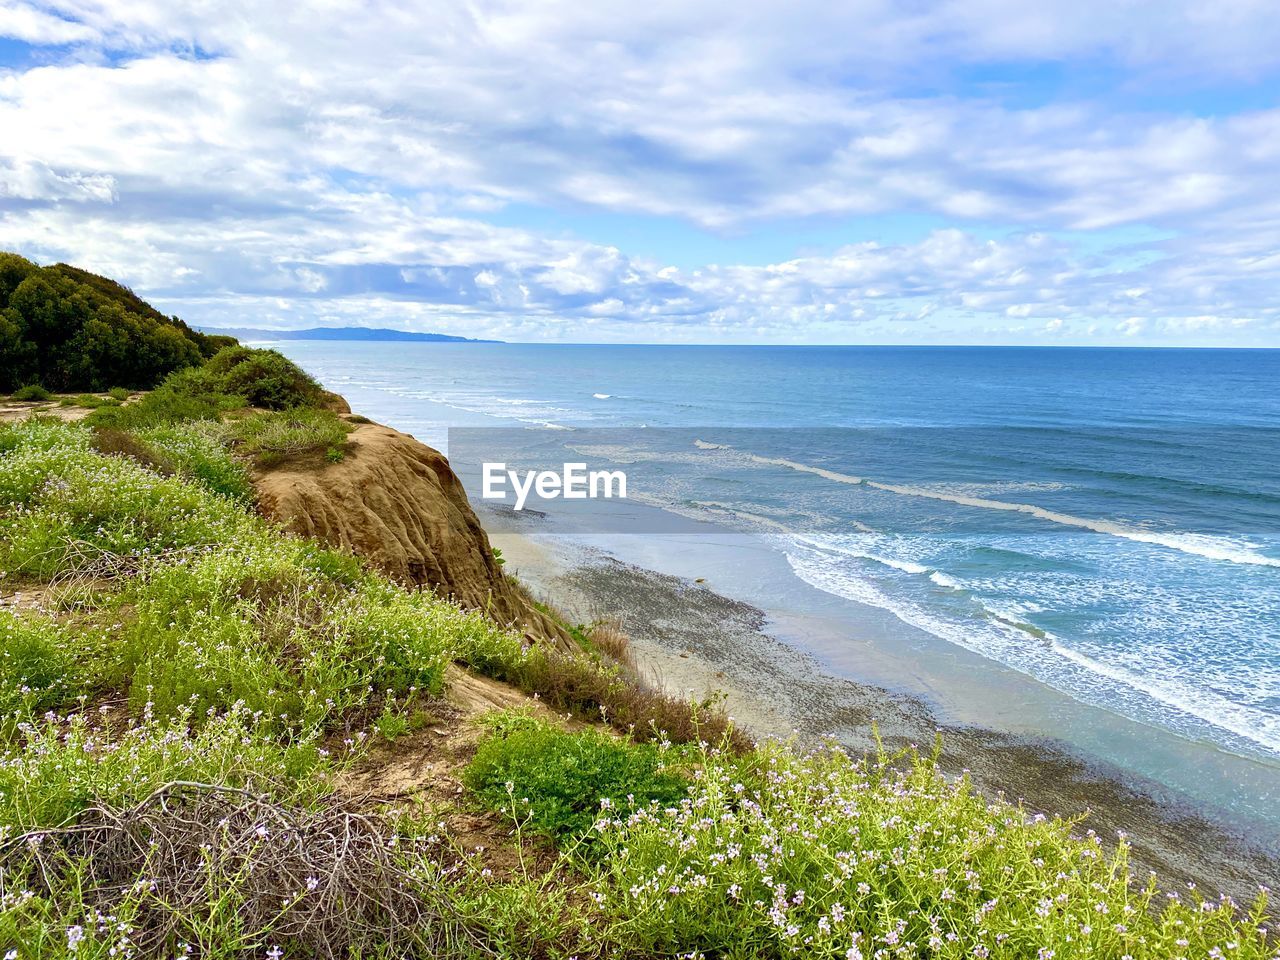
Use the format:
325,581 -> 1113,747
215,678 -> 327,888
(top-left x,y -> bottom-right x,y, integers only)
491,528 -> 1280,901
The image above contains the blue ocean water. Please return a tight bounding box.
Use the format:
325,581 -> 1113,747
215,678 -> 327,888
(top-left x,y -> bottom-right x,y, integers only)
278,343 -> 1280,770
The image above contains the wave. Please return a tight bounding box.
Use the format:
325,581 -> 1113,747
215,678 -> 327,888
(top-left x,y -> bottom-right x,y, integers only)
694,439 -> 1280,568
378,386 -> 579,431
929,570 -> 963,589
593,393 -> 612,400
783,543 -> 1280,756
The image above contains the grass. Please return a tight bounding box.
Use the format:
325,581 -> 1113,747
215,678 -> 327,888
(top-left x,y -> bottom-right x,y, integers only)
0,703 -> 335,832
222,408 -> 352,466
10,384 -> 51,402
463,726 -> 1278,960
0,427 -> 257,579
465,713 -> 688,846
135,422 -> 254,501
0,609 -> 82,718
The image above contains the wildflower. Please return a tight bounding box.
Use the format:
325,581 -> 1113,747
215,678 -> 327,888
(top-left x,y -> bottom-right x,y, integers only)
67,926 -> 85,951
266,948 -> 283,960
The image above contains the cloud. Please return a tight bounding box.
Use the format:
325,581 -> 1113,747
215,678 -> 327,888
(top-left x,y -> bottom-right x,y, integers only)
0,0 -> 1279,343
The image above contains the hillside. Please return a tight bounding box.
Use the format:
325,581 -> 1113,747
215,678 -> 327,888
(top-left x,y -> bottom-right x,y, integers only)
0,252 -> 232,393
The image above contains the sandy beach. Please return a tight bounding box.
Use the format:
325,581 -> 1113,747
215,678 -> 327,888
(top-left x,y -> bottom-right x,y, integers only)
491,529 -> 1280,903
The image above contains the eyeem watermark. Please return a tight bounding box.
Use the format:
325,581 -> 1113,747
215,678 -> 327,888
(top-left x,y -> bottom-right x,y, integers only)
482,462 -> 627,511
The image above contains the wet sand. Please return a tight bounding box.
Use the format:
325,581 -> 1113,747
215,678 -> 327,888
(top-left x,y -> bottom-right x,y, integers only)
492,530 -> 1280,903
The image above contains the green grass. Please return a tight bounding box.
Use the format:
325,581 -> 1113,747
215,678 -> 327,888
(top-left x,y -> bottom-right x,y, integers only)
222,408 -> 352,466
10,384 -> 51,402
116,538 -> 458,729
466,714 -> 689,847
0,609 -> 84,718
0,427 -> 257,579
71,393 -> 120,409
0,703 -> 335,832
136,421 -> 254,502
85,364 -> 246,430
584,737 -> 1275,960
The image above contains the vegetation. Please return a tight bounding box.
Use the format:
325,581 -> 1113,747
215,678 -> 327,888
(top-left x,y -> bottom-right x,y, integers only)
0,251 -> 228,393
201,345 -> 327,409
222,407 -> 353,465
465,714 -> 687,846
0,314 -> 1273,956
9,384 -> 50,402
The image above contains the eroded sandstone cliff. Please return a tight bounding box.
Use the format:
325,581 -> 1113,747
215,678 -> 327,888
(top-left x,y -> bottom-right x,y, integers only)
252,418 -> 572,648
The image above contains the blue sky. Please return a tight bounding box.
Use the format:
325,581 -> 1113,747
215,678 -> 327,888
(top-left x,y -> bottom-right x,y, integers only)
2,2 -> 1279,345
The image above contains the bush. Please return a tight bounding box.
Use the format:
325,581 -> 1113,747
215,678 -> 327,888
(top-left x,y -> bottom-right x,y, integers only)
0,253 -> 208,393
585,740 -> 1276,960
85,365 -> 245,430
0,610 -> 83,718
0,426 -> 257,579
465,714 -> 688,846
0,703 -> 333,831
222,408 -> 352,466
204,346 -> 325,410
11,384 -> 50,401
106,387 -> 130,401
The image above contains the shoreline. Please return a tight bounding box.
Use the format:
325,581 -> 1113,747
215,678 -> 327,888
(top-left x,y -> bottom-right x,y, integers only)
492,529 -> 1280,902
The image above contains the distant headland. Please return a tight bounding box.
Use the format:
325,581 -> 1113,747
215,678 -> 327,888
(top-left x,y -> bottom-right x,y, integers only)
196,325 -> 501,344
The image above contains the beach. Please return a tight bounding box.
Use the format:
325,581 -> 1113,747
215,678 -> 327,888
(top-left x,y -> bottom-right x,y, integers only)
491,527 -> 1280,902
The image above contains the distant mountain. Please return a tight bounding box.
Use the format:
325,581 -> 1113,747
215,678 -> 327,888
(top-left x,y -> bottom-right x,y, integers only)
197,326 -> 499,343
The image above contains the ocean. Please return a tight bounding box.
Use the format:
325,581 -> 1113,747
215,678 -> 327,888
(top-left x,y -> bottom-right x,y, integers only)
274,342 -> 1280,829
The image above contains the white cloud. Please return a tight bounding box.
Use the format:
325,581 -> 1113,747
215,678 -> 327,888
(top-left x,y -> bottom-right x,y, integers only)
0,0 -> 1278,343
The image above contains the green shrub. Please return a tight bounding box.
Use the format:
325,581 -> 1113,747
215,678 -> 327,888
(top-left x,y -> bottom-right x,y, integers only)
465,714 -> 688,846
0,252 -> 209,394
222,408 -> 352,466
11,384 -> 51,402
585,740 -> 1275,960
0,610 -> 83,718
0,703 -> 333,830
85,365 -> 244,431
204,345 -> 325,410
106,386 -> 130,401
137,422 -> 253,502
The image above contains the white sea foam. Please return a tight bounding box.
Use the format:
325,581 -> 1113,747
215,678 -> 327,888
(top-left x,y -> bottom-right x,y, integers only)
929,570 -> 963,589
783,542 -> 1280,756
694,439 -> 1280,568
593,393 -> 612,399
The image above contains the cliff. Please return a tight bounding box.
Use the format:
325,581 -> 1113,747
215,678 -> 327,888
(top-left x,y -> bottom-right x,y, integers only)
252,418 -> 573,649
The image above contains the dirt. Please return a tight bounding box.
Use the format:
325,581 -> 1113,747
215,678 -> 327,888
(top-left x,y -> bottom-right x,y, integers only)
337,665 -> 570,877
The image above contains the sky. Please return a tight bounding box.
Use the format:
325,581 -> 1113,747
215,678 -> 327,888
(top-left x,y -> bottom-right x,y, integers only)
2,2 -> 1280,346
